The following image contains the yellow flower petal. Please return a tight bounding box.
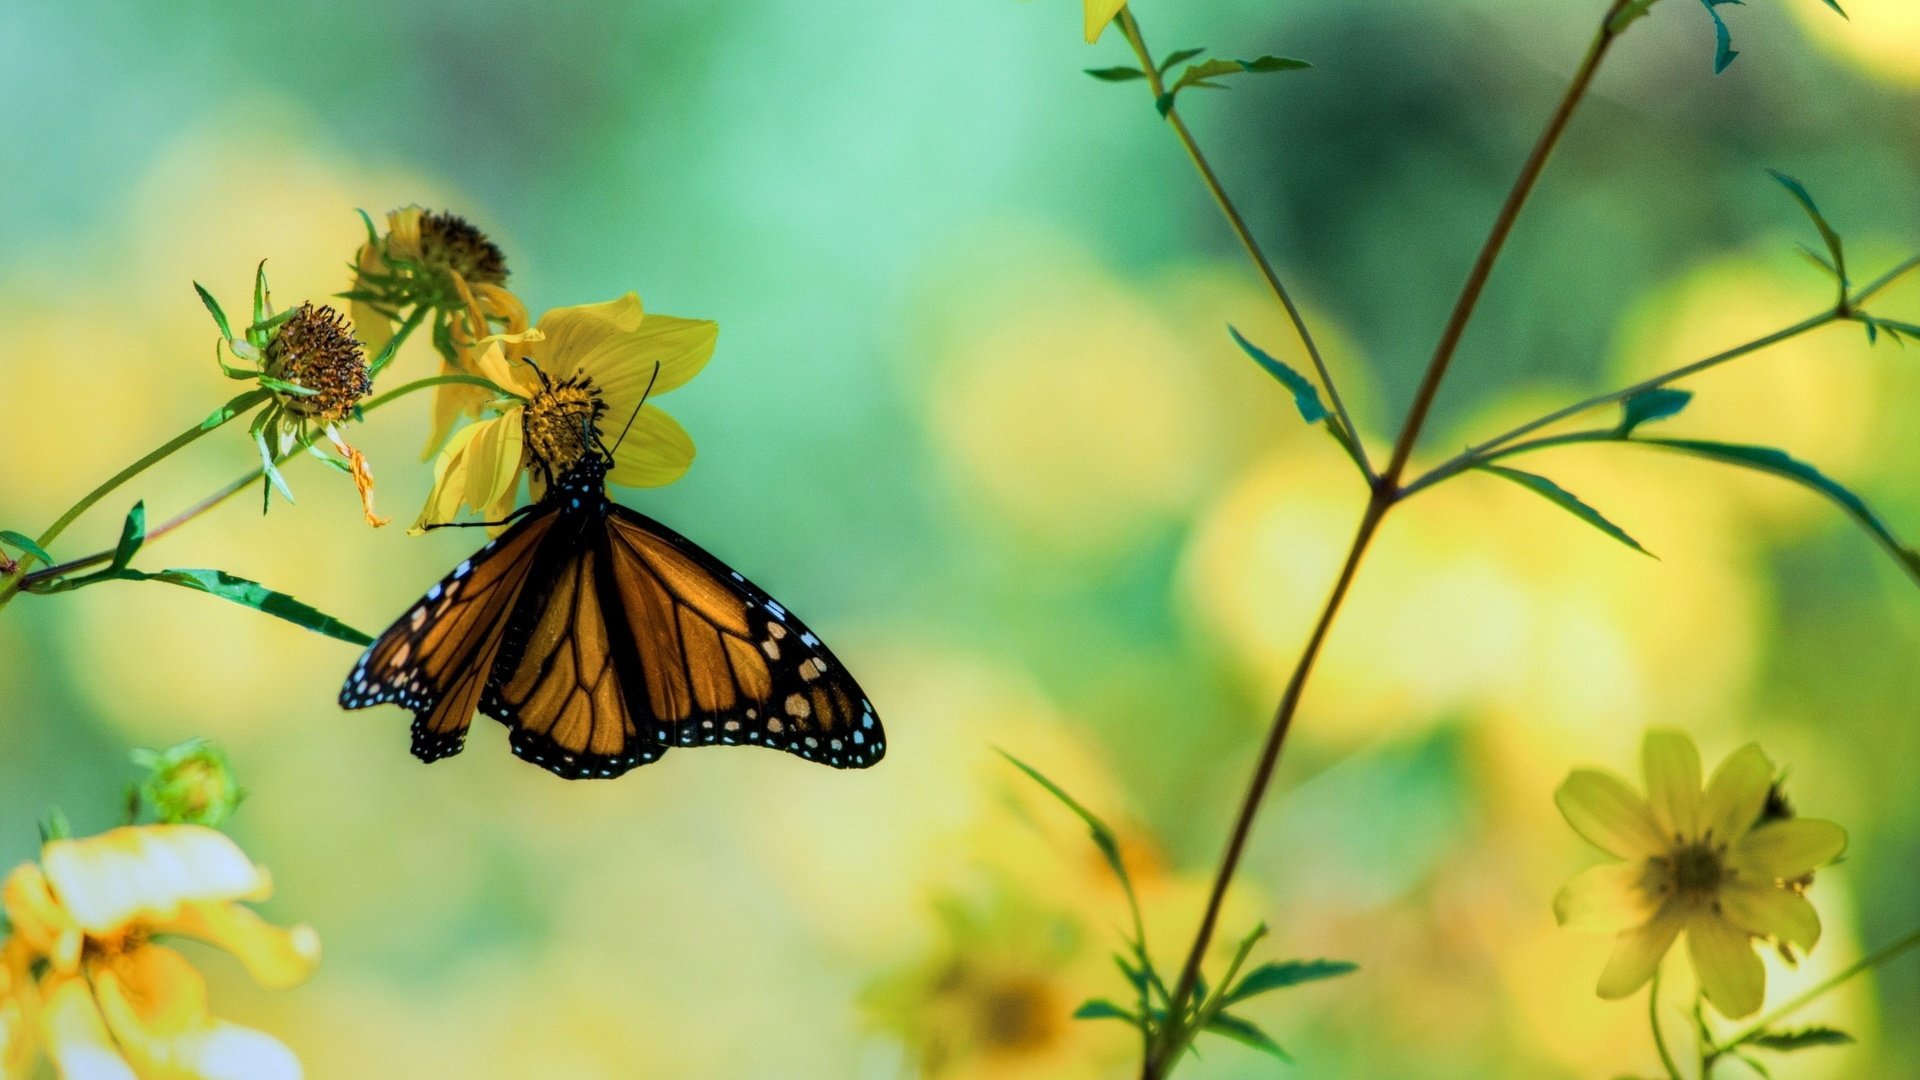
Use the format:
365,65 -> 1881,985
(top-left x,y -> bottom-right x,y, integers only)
607,405 -> 695,488
159,903 -> 321,991
1731,818 -> 1847,880
423,360 -> 500,460
1084,0 -> 1127,42
1596,903 -> 1684,999
1687,914 -> 1766,1018
2,865 -> 82,974
1700,743 -> 1774,843
1553,861 -> 1659,933
1641,729 -> 1702,841
1555,769 -> 1668,859
37,975 -> 136,1080
411,414 -> 524,534
1719,881 -> 1821,951
40,827 -> 268,935
0,945 -> 34,1080
533,293 -> 646,375
384,206 -> 424,262
581,314 -> 717,403
470,339 -> 535,396
156,1022 -> 303,1080
91,944 -> 211,1043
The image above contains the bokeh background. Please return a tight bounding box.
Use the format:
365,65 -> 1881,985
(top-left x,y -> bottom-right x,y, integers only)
2,0 -> 1918,1076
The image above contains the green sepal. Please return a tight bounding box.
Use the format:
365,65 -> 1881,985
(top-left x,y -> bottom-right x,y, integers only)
193,282 -> 234,340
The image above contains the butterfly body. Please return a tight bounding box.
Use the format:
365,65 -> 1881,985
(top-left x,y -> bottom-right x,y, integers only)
341,452 -> 884,780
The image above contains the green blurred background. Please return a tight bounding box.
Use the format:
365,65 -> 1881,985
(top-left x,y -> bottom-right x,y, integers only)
2,0 -> 1918,1076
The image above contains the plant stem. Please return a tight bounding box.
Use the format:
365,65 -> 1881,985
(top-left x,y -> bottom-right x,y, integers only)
1712,925 -> 1920,1055
1116,8 -> 1371,481
1141,7 -> 1630,1076
1649,968 -> 1685,1080
14,372 -> 498,590
0,389 -> 271,608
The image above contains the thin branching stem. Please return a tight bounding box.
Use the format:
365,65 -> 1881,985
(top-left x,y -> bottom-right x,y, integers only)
1649,968 -> 1686,1080
1116,9 -> 1371,482
1709,925 -> 1920,1057
1142,5 -> 1632,1075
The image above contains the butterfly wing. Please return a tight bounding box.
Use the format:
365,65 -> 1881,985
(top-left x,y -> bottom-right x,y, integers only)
340,510 -> 559,763
600,505 -> 884,768
478,519 -> 668,780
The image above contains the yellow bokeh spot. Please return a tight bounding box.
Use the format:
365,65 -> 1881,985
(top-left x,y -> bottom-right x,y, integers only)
1790,0 -> 1920,87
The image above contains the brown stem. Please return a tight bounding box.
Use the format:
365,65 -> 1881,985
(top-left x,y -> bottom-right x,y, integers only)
1142,5 -> 1630,1075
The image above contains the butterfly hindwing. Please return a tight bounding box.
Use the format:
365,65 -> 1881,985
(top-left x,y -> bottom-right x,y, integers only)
478,516 -> 667,780
340,512 -> 558,763
602,505 -> 885,769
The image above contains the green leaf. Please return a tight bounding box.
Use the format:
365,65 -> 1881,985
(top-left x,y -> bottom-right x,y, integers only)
1229,326 -> 1329,424
1768,170 -> 1846,291
0,531 -> 54,566
251,259 -> 270,327
1635,438 -> 1920,584
998,751 -> 1130,889
1703,0 -> 1741,74
109,503 -> 147,573
1618,387 -> 1693,435
1158,47 -> 1205,74
1225,959 -> 1359,1005
247,305 -> 300,339
255,375 -> 320,397
1074,999 -> 1140,1024
1818,0 -> 1847,18
1479,465 -> 1654,556
1608,0 -> 1662,34
202,389 -> 269,432
1201,1012 -> 1292,1062
1159,55 -> 1311,115
1748,1026 -> 1857,1052
136,568 -> 373,645
193,282 -> 233,340
1085,66 -> 1147,82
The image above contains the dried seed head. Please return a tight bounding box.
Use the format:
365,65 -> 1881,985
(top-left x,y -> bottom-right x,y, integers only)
266,303 -> 370,423
417,211 -> 508,287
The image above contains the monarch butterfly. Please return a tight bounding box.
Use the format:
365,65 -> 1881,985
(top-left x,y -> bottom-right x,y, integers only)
338,437 -> 884,780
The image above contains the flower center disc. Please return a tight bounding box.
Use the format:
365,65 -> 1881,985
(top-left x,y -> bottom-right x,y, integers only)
523,377 -> 605,476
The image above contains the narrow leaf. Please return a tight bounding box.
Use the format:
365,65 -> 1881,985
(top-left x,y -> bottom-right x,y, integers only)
1703,0 -> 1741,73
109,503 -> 147,573
1618,387 -> 1693,435
1480,465 -> 1654,556
998,751 -> 1128,885
1158,47 -> 1205,74
1818,0 -> 1847,18
0,531 -> 55,566
1768,169 -> 1846,289
1085,66 -> 1147,82
1608,0 -> 1661,34
1229,326 -> 1329,424
1635,438 -> 1920,584
1202,1012 -> 1293,1062
1074,999 -> 1140,1024
193,282 -> 233,340
1748,1026 -> 1857,1052
1225,959 -> 1359,1004
139,568 -> 374,645
202,390 -> 268,432
251,260 -> 270,327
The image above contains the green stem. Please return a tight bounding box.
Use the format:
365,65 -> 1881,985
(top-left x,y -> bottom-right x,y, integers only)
0,388 -> 271,608
1649,968 -> 1685,1080
1115,8 -> 1371,482
1852,252 -> 1920,306
15,372 -> 503,590
1712,925 -> 1920,1056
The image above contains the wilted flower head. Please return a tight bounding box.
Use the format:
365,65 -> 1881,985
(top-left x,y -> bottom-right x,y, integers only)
1553,730 -> 1847,1018
261,303 -> 368,425
131,740 -> 243,829
0,825 -> 319,1079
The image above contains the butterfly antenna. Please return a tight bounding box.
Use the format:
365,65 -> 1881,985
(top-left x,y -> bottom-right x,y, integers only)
608,361 -> 662,457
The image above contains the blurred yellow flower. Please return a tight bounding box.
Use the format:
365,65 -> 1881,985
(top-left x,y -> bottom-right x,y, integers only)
350,206 -> 531,455
1084,0 -> 1127,42
1554,730 -> 1846,1018
0,825 -> 319,1080
412,292 -> 716,532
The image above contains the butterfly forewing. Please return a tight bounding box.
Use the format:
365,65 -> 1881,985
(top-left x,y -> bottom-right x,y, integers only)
603,506 -> 885,768
340,512 -> 558,762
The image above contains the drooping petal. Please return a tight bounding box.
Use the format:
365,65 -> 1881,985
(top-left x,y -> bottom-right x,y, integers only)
91,944 -> 211,1044
384,207 -> 425,263
1084,0 -> 1128,42
410,414 -> 524,535
2,865 -> 82,974
472,284 -> 530,335
581,314 -> 717,404
1556,769 -> 1668,859
0,944 -> 35,1080
1719,881 -> 1821,952
37,975 -> 136,1080
159,903 -> 321,990
1641,730 -> 1702,841
1554,861 -> 1660,933
1700,743 -> 1773,844
1595,903 -> 1685,999
40,827 -> 269,935
533,294 -> 645,380
463,411 -> 525,517
423,359 -> 500,460
1688,915 -> 1766,1018
1731,818 -> 1848,881
607,405 -> 695,489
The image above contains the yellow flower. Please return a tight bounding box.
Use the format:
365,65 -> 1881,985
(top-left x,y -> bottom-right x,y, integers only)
0,825 -> 320,1080
411,293 -> 716,532
1084,0 -> 1127,42
349,206 -> 531,456
1553,730 -> 1847,1018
